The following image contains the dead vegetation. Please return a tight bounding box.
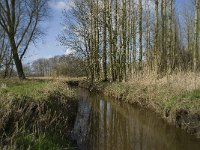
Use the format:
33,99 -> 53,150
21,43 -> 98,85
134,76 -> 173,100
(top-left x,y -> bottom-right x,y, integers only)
0,80 -> 78,149
80,72 -> 200,138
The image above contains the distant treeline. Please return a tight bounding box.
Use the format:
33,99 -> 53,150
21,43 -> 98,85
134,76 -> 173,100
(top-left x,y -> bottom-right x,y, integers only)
0,54 -> 86,78
25,54 -> 87,77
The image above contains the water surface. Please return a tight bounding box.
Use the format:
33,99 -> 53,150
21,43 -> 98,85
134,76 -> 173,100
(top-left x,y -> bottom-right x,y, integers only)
72,88 -> 200,150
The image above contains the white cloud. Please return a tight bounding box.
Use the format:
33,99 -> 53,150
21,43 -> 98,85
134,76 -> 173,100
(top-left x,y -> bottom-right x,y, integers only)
65,48 -> 74,55
48,0 -> 73,11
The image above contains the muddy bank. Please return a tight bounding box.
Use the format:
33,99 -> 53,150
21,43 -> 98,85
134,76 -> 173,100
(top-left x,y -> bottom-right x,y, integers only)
0,81 -> 78,149
79,80 -> 200,138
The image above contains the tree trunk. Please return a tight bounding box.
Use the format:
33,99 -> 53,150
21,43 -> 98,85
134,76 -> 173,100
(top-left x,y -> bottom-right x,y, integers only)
95,0 -> 100,80
9,37 -> 25,79
102,0 -> 107,81
154,0 -> 159,73
108,0 -> 114,81
161,0 -> 167,72
122,0 -> 127,81
112,0 -> 118,81
194,0 -> 199,72
167,0 -> 173,74
145,0 -> 151,71
131,0 -> 136,74
138,0 -> 143,71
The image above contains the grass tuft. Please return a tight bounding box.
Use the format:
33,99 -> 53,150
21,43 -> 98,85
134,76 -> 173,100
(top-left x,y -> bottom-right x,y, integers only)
0,79 -> 77,149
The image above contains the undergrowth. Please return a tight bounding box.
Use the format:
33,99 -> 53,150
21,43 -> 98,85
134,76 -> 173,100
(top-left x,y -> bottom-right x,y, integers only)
0,79 -> 77,149
80,72 -> 200,137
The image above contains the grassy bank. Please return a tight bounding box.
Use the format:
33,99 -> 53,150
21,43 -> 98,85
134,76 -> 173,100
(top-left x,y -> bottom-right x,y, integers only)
0,79 -> 77,149
80,72 -> 200,138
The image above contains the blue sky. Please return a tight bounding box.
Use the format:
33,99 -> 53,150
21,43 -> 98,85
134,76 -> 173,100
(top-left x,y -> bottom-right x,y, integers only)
24,0 -> 189,63
24,0 -> 73,63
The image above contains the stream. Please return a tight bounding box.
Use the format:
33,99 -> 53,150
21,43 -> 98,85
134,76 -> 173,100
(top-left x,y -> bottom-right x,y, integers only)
72,88 -> 200,150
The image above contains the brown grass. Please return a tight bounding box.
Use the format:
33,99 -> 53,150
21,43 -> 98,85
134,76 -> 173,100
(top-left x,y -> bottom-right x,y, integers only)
80,71 -> 200,138
129,71 -> 200,92
0,80 -> 78,149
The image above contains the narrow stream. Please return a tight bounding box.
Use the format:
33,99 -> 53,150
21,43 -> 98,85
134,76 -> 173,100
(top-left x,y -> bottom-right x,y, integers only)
72,88 -> 200,150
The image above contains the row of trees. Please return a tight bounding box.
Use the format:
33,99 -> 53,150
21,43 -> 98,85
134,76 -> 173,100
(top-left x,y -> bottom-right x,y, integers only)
30,54 -> 86,77
60,0 -> 200,82
0,53 -> 86,78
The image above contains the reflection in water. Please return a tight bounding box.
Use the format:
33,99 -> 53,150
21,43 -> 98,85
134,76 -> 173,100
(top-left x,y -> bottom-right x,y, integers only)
72,88 -> 200,150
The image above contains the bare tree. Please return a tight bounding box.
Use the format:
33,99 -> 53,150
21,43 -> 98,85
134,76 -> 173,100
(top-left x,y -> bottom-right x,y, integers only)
194,0 -> 199,72
60,0 -> 198,82
154,0 -> 159,72
167,0 -> 173,73
102,0 -> 107,81
0,0 -> 49,79
138,0 -> 143,71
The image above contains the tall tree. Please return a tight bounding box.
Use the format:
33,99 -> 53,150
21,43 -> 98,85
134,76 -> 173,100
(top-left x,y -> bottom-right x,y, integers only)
112,0 -> 118,81
160,0 -> 167,72
145,0 -> 151,71
138,0 -> 143,71
167,0 -> 173,73
102,0 -> 108,81
154,0 -> 159,72
95,0 -> 100,80
108,0 -> 114,81
0,0 -> 49,79
194,0 -> 199,72
131,0 -> 137,74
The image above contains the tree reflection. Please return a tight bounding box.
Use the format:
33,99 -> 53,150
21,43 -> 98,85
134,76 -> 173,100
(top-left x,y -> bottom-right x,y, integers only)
73,88 -> 200,150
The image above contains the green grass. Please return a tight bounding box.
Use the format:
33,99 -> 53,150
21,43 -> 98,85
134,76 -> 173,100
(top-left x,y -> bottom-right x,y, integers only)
0,79 -> 77,149
0,79 -> 47,96
0,79 -> 74,101
164,96 -> 177,110
164,89 -> 200,112
182,89 -> 200,100
10,133 -> 75,150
